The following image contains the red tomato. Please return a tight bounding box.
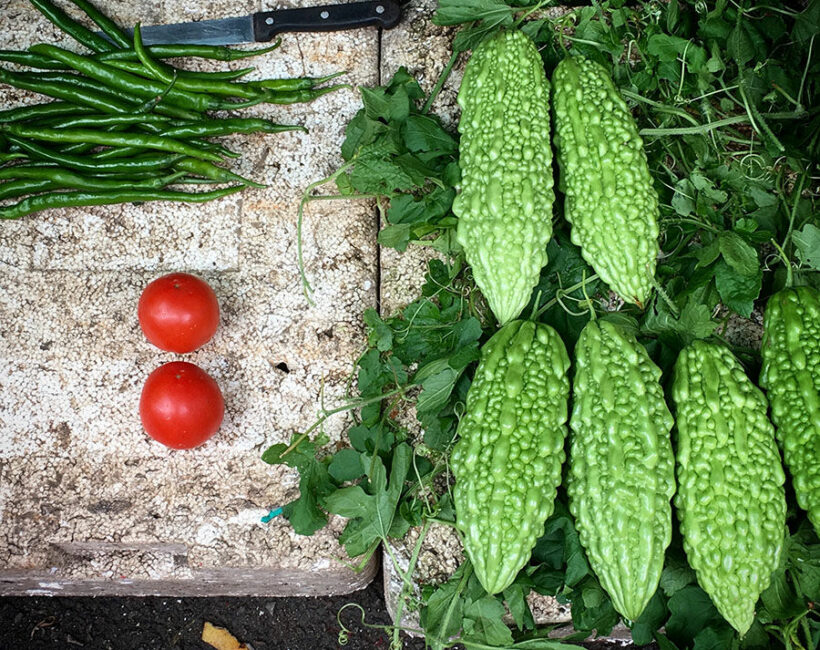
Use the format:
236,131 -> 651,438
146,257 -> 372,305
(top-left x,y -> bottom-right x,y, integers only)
138,272 -> 219,353
139,361 -> 225,449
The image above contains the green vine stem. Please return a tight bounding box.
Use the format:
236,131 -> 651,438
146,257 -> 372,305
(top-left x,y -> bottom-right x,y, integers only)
278,385 -> 409,459
296,161 -> 356,304
534,273 -> 600,319
383,518 -> 433,650
423,50 -> 459,115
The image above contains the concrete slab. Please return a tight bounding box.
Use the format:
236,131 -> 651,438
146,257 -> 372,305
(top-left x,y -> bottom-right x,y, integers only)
0,0 -> 379,595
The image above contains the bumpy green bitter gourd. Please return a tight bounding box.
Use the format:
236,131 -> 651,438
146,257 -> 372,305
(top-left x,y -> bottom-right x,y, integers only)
760,285 -> 820,533
568,319 -> 675,621
551,55 -> 659,307
453,30 -> 555,324
451,320 -> 570,594
672,341 -> 786,635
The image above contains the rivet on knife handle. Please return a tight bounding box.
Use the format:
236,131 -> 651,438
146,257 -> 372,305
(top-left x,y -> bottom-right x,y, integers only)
253,0 -> 402,41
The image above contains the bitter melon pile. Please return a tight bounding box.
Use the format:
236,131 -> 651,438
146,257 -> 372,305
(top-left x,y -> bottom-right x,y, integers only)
450,320 -> 570,595
672,341 -> 787,635
551,55 -> 660,308
760,286 -> 820,533
453,30 -> 555,325
567,319 -> 675,621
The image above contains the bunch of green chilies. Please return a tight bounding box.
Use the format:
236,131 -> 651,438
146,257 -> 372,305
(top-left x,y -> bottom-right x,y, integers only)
0,0 -> 345,219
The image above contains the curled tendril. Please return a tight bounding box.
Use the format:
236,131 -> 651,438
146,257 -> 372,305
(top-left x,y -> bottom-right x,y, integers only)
695,0 -> 708,13
738,152 -> 771,182
336,602 -> 366,646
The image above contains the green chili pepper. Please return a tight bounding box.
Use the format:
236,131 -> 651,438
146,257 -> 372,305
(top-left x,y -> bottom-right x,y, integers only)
249,71 -> 345,92
172,157 -> 265,188
160,118 -> 305,139
30,44 -> 218,113
0,153 -> 27,164
0,165 -> 185,192
6,137 -> 184,174
105,59 -> 255,82
133,25 -> 273,100
0,185 -> 244,220
96,40 -> 281,63
65,0 -> 131,49
0,50 -> 67,69
0,68 -> 137,113
42,113 -> 172,130
0,102 -> 95,123
215,84 -> 347,109
2,125 -> 224,163
0,178 -> 56,200
29,0 -> 116,53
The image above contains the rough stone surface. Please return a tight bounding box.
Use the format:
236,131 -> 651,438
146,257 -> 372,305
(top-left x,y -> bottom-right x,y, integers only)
0,0 -> 379,596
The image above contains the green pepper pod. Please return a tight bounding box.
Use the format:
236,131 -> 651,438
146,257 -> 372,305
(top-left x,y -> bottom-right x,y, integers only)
0,185 -> 244,219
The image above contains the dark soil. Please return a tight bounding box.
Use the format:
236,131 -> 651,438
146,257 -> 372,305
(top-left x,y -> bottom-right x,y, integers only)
0,574 -> 645,649
0,578 -> 415,650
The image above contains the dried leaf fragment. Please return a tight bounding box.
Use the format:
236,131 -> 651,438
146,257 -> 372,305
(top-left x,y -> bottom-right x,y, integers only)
201,621 -> 249,650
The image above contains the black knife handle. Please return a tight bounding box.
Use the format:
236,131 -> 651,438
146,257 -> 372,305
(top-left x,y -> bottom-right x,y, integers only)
253,0 -> 401,41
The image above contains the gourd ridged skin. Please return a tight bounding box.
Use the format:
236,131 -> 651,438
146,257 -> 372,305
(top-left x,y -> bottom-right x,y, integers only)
451,320 -> 570,594
453,30 -> 555,325
760,286 -> 820,533
567,320 -> 675,621
672,341 -> 786,635
551,55 -> 659,307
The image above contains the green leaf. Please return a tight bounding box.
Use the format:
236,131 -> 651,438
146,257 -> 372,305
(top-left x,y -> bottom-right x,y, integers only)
758,564 -> 805,620
503,583 -> 533,631
433,0 -> 514,27
719,231 -> 759,276
416,365 -> 460,415
569,578 -> 618,635
694,237 -> 721,268
672,178 -> 696,216
341,111 -> 385,160
642,295 -> 717,346
462,595 -> 514,646
378,223 -> 411,252
666,585 -> 721,645
691,171 -> 728,203
714,260 -> 762,318
403,114 -> 457,155
360,86 -> 391,121
349,155 -> 415,194
728,22 -> 757,66
647,33 -> 691,62
327,448 -> 365,482
692,625 -> 739,650
792,0 -> 820,43
421,563 -> 470,647
261,437 -> 336,535
363,308 -> 393,352
793,223 -> 820,270
631,590 -> 668,645
532,502 -> 591,588
659,553 -> 697,597
323,443 -> 411,556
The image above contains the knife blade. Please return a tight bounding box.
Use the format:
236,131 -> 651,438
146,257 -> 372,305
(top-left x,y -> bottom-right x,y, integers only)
131,0 -> 402,46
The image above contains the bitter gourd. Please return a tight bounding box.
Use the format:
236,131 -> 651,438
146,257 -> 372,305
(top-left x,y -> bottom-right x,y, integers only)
551,55 -> 659,307
451,320 -> 570,594
672,341 -> 786,635
453,30 -> 555,325
567,319 -> 675,621
760,286 -> 820,533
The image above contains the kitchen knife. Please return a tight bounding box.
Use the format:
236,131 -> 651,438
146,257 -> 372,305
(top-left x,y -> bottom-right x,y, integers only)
130,0 -> 402,46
